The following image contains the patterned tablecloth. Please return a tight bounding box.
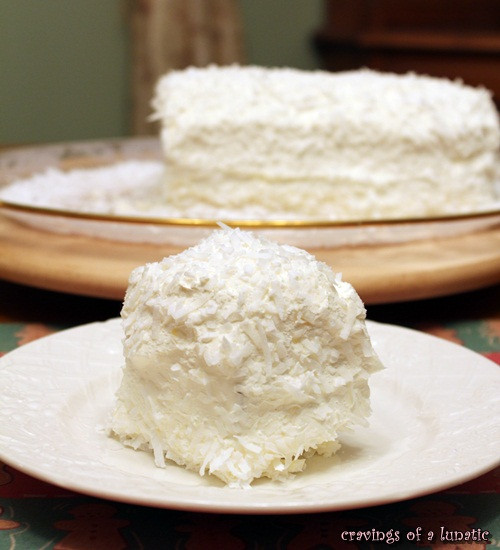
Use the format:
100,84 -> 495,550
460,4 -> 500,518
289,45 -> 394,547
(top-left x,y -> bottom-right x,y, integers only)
0,281 -> 499,549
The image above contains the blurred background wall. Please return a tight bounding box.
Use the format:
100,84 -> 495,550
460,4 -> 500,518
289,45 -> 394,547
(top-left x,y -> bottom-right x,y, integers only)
0,0 -> 322,145
0,1 -> 131,144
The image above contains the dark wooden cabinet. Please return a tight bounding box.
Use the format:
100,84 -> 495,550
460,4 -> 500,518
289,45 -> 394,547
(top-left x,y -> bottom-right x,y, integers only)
314,0 -> 500,105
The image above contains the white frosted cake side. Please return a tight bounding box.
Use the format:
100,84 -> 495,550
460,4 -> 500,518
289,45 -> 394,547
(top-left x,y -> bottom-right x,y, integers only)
109,227 -> 383,487
152,66 -> 499,220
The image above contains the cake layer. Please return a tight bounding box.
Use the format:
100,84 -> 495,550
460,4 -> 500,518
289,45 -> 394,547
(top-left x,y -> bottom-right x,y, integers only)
152,66 -> 499,220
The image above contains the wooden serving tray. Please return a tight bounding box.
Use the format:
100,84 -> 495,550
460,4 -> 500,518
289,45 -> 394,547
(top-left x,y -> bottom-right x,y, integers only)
1,214 -> 499,304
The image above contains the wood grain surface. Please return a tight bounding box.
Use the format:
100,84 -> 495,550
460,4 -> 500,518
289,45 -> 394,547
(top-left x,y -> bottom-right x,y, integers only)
1,214 -> 499,304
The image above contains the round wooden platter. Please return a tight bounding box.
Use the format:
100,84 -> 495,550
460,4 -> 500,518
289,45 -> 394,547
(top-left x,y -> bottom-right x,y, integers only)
1,214 -> 499,304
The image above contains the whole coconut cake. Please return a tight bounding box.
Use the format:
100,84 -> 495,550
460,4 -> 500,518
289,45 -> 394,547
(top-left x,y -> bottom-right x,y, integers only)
2,67 -> 498,224
152,65 -> 499,220
109,227 -> 383,487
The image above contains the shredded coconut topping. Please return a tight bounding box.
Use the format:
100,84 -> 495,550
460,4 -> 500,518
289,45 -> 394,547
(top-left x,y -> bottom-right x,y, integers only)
109,227 -> 383,486
153,65 -> 499,219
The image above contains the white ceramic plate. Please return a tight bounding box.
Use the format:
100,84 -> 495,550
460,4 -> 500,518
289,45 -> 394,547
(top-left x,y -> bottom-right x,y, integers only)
0,319 -> 499,514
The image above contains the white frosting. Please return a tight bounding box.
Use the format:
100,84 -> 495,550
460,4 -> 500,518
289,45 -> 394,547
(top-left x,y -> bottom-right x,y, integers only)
109,227 -> 383,486
153,65 -> 500,220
